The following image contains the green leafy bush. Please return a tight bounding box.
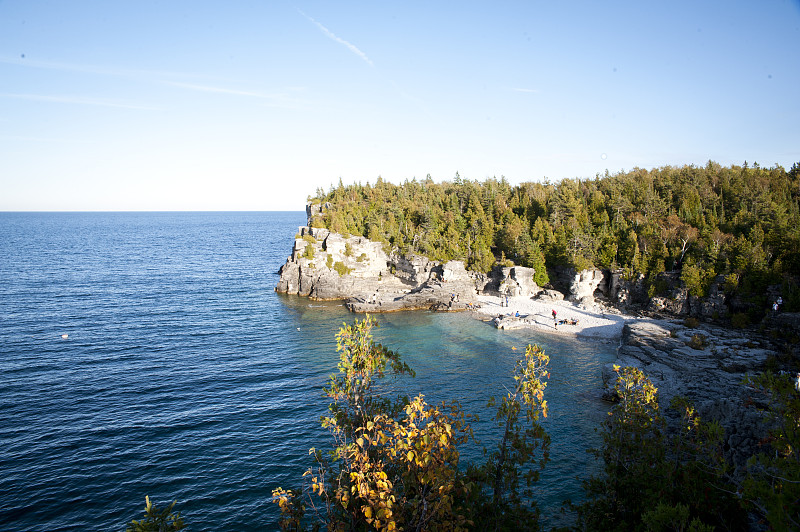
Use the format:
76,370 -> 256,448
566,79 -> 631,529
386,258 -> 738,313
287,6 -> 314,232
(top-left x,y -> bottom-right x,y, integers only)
578,367 -> 742,530
333,261 -> 352,276
724,273 -> 740,293
687,333 -> 707,350
684,317 -> 700,328
126,496 -> 185,531
742,372 -> 800,530
273,317 -> 551,531
681,264 -> 713,298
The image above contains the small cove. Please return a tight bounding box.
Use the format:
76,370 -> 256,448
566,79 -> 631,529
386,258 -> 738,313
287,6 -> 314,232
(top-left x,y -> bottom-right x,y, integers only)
0,212 -> 618,530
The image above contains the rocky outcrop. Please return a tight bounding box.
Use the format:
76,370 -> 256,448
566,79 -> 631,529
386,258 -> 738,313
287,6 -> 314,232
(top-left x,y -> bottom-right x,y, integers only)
570,269 -> 604,307
597,270 -> 649,311
691,275 -> 729,319
642,273 -> 731,320
276,219 -> 552,313
473,266 -> 541,298
550,267 -> 604,307
606,319 -> 775,468
770,312 -> 800,335
499,266 -> 541,297
306,202 -> 331,224
276,226 -> 408,300
536,289 -> 565,302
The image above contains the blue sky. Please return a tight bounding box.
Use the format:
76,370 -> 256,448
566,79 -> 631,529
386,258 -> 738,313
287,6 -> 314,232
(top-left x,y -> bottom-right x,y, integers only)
1,1 -> 798,211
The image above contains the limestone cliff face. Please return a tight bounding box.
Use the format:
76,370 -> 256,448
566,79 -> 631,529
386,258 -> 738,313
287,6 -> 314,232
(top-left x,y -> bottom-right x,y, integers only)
597,270 -> 648,311
275,225 -> 547,311
497,266 -> 540,297
550,267 -> 604,307
594,270 -> 734,320
276,226 -> 396,300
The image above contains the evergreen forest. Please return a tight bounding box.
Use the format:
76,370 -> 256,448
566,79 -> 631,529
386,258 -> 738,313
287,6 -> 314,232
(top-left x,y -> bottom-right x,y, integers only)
310,162 -> 800,314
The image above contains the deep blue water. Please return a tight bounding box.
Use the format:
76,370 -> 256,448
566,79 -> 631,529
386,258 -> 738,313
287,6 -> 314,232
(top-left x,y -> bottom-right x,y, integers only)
0,212 -> 617,530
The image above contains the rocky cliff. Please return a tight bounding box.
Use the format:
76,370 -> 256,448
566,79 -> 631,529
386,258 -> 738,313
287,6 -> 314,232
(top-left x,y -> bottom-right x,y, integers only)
286,204 -> 753,320
275,226 -> 395,300
605,318 -> 780,469
275,222 -> 550,312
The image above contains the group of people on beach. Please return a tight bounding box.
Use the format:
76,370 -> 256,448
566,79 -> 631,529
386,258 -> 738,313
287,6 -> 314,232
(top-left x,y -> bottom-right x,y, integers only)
551,309 -> 579,329
492,305 -> 580,330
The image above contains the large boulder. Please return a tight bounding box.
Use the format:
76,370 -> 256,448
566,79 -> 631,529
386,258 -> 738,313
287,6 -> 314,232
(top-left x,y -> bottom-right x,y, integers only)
551,268 -> 604,307
391,253 -> 439,286
498,266 -> 541,297
570,269 -> 604,303
276,261 -> 300,294
536,289 -> 565,302
478,265 -> 542,297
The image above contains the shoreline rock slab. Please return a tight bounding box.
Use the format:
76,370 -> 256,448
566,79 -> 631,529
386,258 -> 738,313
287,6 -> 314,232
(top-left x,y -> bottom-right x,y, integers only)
607,319 -> 775,468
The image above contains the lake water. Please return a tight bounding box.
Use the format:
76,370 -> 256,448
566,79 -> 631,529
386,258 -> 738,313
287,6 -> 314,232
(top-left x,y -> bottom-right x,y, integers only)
0,212 -> 618,530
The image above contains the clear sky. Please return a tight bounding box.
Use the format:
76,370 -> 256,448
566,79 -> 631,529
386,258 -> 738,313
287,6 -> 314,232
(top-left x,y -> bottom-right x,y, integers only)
1,1 -> 799,211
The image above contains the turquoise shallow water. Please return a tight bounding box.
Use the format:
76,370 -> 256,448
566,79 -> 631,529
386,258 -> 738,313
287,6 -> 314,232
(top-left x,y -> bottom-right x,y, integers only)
0,212 -> 617,530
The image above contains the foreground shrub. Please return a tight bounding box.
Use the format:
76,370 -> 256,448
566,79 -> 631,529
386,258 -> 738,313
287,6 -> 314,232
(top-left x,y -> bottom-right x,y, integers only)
742,372 -> 800,531
683,317 -> 700,328
731,312 -> 750,329
126,496 -> 184,532
577,366 -> 744,531
687,333 -> 707,350
273,317 -> 551,531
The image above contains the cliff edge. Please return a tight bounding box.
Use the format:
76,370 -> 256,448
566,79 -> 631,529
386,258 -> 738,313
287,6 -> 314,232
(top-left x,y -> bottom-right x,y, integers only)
275,223 -> 549,312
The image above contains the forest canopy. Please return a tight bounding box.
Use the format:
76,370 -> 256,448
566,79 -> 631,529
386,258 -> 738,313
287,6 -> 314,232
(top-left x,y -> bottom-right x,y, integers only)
310,162 -> 800,306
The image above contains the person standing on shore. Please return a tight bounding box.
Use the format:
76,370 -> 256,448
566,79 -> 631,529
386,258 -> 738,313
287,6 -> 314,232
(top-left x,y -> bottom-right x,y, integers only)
552,309 -> 558,329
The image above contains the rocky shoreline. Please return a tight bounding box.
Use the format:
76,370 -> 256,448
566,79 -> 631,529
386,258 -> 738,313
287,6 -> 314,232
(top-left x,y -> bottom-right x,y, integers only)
275,225 -> 546,312
609,319 -> 773,469
276,216 -> 797,470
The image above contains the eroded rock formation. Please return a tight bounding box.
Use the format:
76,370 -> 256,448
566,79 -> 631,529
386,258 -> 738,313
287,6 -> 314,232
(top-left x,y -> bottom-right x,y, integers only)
276,224 -> 550,313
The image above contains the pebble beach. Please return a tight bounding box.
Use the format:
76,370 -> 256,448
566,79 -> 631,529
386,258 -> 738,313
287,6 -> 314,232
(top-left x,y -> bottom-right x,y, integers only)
473,294 -> 632,339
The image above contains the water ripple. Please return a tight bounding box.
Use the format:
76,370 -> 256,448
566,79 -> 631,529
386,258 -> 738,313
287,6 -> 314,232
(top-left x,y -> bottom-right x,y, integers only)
0,212 -> 616,531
